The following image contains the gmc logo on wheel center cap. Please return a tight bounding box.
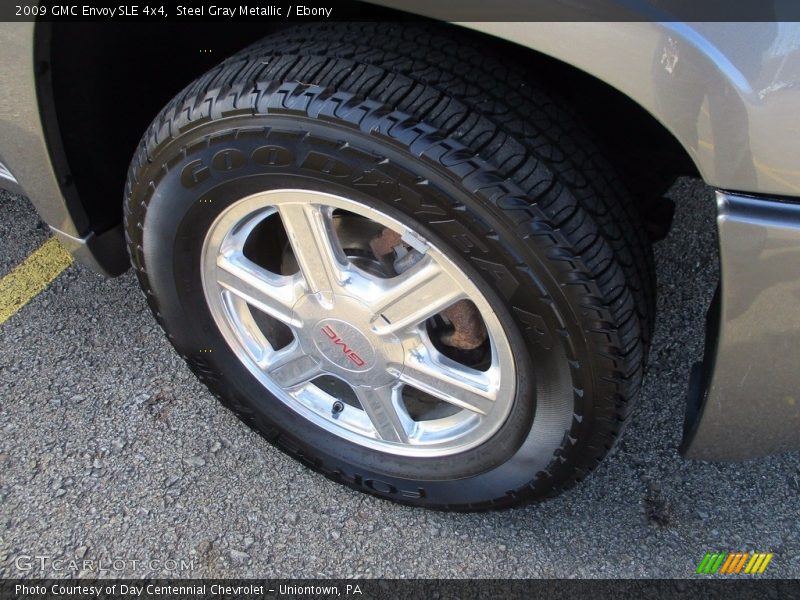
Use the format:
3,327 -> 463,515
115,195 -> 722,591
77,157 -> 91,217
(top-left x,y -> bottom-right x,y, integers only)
321,324 -> 367,367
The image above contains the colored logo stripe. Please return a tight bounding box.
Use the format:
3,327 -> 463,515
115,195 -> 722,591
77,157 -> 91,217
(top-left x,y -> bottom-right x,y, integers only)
696,553 -> 725,574
745,553 -> 774,574
720,553 -> 750,574
697,552 -> 773,574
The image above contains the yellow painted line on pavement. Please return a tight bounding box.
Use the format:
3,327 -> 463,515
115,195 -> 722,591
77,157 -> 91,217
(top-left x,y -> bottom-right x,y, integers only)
0,237 -> 73,325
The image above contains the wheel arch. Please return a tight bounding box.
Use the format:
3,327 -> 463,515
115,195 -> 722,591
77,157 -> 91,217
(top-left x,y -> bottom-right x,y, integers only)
34,15 -> 699,275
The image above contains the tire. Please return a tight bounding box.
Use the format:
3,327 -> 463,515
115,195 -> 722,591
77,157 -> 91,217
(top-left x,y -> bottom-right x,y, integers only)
124,23 -> 654,510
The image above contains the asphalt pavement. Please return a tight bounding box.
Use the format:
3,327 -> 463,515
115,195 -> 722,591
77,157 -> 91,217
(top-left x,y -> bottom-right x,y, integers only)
0,179 -> 798,579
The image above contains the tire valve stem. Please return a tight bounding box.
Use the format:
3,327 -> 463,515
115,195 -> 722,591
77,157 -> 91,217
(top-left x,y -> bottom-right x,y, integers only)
331,400 -> 345,418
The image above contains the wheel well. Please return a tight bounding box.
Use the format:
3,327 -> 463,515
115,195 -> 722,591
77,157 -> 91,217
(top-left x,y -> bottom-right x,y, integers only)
38,18 -> 696,241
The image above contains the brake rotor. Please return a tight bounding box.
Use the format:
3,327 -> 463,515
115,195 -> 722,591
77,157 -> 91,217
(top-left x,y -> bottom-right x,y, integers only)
370,227 -> 488,350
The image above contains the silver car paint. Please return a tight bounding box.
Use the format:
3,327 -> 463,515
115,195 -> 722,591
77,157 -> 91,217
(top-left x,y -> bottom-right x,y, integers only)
0,23 -> 115,273
0,20 -> 798,459
0,159 -> 19,185
0,23 -> 85,235
458,21 -> 800,197
682,191 -> 800,460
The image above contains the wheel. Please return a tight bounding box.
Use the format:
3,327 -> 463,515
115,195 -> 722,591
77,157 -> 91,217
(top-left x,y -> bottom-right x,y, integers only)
125,23 -> 654,510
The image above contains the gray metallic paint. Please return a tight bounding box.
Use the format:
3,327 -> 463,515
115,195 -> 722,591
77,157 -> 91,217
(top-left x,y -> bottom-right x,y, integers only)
0,23 -> 87,236
682,192 -> 800,460
0,23 -> 127,275
453,21 -> 800,197
0,159 -> 23,196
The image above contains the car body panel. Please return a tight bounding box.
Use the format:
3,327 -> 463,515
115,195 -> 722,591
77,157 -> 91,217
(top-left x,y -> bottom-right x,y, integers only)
441,20 -> 800,197
0,23 -> 88,236
0,158 -> 23,195
682,192 -> 800,460
0,22 -> 128,275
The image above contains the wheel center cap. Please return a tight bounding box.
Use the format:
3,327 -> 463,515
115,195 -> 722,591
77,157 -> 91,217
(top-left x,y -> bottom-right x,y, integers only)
292,292 -> 403,387
313,319 -> 374,372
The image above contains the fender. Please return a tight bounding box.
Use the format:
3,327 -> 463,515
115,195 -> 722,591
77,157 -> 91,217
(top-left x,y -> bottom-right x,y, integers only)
367,5 -> 800,197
